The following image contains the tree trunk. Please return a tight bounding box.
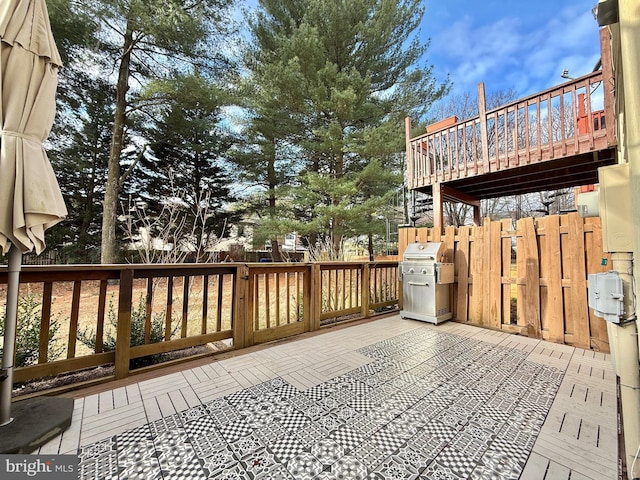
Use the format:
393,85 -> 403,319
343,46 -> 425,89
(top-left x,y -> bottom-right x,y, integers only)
101,24 -> 133,264
267,138 -> 282,262
270,239 -> 282,262
331,149 -> 344,253
368,232 -> 374,261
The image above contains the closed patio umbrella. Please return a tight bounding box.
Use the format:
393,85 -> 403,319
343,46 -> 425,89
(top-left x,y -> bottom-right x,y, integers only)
0,0 -> 68,438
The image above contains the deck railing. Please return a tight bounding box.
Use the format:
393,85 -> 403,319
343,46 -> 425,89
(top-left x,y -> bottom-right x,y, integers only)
406,69 -> 615,189
0,261 -> 399,391
313,261 -> 399,325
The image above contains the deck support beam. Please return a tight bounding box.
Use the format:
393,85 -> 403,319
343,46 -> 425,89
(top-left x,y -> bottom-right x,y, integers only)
478,82 -> 490,173
432,183 -> 443,231
442,185 -> 481,226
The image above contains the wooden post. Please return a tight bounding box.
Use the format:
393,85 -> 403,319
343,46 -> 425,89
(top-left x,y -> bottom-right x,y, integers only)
310,264 -> 321,331
233,265 -> 249,349
361,263 -> 370,319
433,183 -> 443,231
303,265 -> 313,332
473,205 -> 481,226
478,82 -> 490,173
115,268 -> 133,380
405,117 -> 414,188
600,27 -> 616,147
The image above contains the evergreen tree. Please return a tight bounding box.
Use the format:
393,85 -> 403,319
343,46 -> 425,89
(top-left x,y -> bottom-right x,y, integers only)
232,76 -> 302,259
47,0 -> 110,262
84,0 -> 237,263
48,75 -> 114,262
132,73 -> 238,260
245,0 -> 449,252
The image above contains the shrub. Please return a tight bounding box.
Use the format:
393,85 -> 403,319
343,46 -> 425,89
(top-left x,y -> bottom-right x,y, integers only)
78,294 -> 175,369
0,290 -> 63,367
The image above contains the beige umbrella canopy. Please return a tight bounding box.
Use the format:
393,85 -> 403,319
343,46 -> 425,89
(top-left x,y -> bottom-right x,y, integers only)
0,0 -> 67,255
1,0 -> 69,433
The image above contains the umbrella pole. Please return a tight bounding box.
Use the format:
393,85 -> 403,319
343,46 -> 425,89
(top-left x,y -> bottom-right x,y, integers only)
0,246 -> 21,427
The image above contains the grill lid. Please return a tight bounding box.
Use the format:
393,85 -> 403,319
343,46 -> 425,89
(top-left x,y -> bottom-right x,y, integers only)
402,242 -> 445,262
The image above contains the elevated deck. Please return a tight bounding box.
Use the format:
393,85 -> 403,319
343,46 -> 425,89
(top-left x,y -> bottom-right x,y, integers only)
405,30 -> 617,226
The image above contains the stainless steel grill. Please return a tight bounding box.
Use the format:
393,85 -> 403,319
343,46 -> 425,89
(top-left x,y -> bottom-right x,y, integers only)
399,242 -> 454,324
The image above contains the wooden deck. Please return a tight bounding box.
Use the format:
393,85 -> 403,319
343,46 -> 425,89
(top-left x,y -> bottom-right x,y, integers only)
406,69 -> 616,198
405,29 -> 617,225
37,316 -> 618,480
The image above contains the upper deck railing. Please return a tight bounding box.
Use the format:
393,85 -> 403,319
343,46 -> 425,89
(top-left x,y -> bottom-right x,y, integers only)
405,68 -> 616,190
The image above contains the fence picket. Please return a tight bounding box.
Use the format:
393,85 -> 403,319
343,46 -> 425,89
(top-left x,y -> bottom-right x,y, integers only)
455,226 -> 470,323
584,217 -> 611,351
468,226 -> 484,324
68,281 -> 81,359
488,220 -> 502,329
567,213 -> 591,349
520,217 -> 542,338
538,215 -> 565,344
398,214 -> 608,352
500,220 -> 513,326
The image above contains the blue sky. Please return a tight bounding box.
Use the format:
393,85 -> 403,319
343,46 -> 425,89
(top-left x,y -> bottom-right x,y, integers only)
423,0 -> 602,98
237,1 -> 602,104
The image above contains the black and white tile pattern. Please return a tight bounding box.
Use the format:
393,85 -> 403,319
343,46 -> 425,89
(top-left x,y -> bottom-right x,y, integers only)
78,328 -> 565,479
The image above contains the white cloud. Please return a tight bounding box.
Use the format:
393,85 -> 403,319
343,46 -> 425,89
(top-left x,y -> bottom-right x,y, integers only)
524,9 -> 600,83
428,4 -> 601,98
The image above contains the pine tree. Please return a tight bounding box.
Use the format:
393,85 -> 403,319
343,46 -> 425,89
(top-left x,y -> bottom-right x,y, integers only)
132,73 -> 238,260
244,0 -> 449,253
86,0 -> 236,263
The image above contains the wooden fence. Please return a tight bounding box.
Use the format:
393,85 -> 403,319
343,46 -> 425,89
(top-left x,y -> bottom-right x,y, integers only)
398,214 -> 611,352
0,261 -> 399,391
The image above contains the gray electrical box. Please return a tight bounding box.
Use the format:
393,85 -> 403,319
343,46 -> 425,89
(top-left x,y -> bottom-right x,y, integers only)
587,271 -> 624,323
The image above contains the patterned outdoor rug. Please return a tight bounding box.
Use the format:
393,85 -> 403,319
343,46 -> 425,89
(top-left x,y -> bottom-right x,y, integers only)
77,328 -> 563,479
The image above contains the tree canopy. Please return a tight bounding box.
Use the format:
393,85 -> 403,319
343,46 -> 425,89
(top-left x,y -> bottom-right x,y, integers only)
45,0 -> 450,263
240,0 -> 449,256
